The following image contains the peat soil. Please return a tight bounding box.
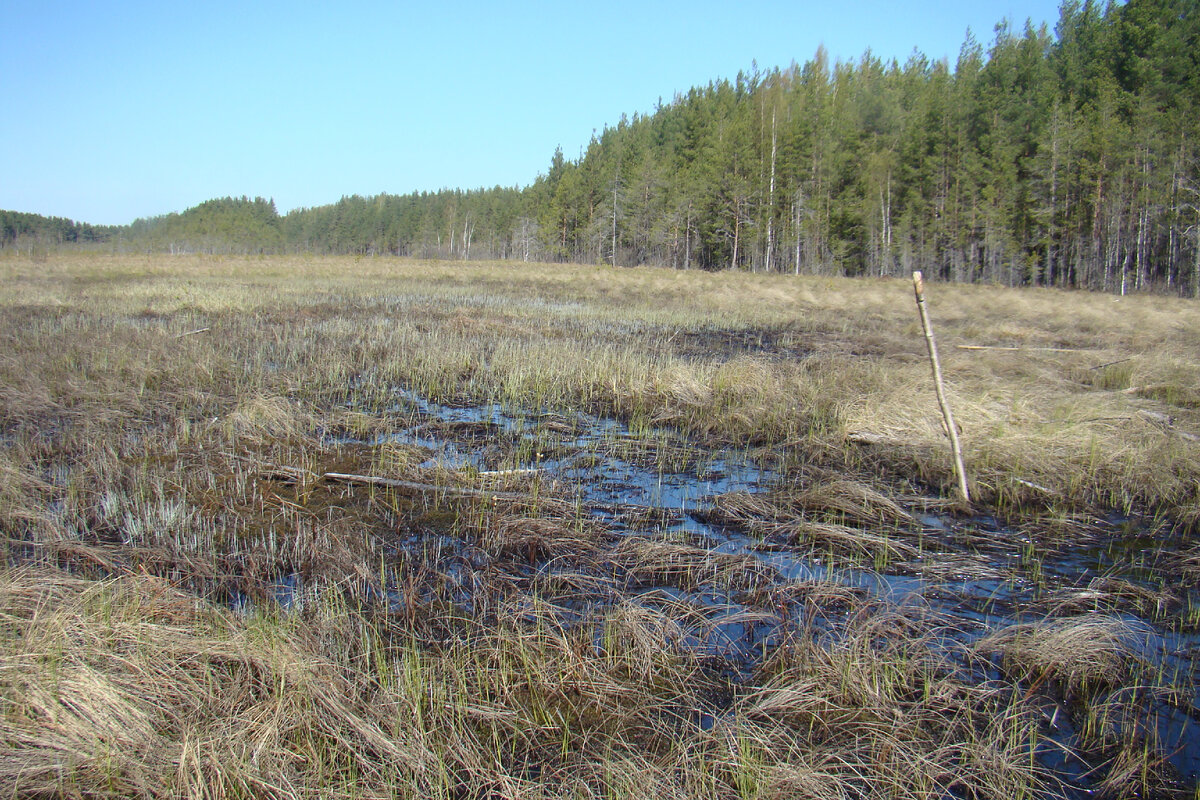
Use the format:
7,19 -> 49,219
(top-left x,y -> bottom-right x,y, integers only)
313,387 -> 1200,797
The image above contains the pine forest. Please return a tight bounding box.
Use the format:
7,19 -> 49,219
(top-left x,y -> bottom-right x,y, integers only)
4,0 -> 1198,295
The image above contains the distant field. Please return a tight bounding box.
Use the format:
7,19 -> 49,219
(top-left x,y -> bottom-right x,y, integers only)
1,253 -> 1197,798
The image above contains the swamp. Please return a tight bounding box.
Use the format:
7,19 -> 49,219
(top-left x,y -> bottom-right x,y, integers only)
1,253 -> 1199,798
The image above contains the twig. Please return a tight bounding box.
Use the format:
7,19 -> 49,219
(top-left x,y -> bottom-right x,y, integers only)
175,327 -> 211,338
1089,357 -> 1134,371
1137,410 -> 1200,442
913,272 -> 970,504
957,344 -> 1089,353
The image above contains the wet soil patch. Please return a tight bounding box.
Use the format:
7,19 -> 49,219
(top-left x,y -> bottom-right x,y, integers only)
660,322 -> 914,362
666,325 -> 812,361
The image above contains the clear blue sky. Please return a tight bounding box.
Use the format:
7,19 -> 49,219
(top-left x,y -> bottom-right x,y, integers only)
2,0 -> 1065,225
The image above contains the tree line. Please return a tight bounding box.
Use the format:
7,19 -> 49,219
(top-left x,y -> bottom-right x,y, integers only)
0,210 -> 116,251
5,0 -> 1198,295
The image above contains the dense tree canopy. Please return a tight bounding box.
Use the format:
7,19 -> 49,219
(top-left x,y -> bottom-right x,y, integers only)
0,210 -> 114,249
6,0 -> 1198,294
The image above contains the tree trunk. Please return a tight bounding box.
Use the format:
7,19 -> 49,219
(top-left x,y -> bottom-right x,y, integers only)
684,202 -> 692,269
731,201 -> 741,271
765,107 -> 777,272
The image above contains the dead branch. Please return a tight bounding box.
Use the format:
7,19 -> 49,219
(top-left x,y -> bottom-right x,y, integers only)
323,471 -> 531,502
1137,410 -> 1200,443
261,466 -> 684,523
957,344 -> 1090,353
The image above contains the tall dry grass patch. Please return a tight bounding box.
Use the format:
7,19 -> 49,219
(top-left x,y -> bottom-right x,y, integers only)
0,568 -> 432,799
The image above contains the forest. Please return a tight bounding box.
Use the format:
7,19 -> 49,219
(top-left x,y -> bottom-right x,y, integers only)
4,0 -> 1198,295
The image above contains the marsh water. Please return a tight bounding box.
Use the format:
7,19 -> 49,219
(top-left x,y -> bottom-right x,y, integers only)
319,388 -> 1200,795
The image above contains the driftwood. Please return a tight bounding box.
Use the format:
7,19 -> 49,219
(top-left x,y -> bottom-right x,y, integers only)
476,468 -> 542,478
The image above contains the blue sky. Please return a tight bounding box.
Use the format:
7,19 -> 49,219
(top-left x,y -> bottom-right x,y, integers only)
2,0 -> 1065,225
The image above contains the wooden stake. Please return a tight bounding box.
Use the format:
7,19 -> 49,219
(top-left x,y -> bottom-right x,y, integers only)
912,272 -> 970,504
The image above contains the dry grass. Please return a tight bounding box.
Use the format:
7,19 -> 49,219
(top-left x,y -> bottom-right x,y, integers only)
705,484 -> 919,566
1180,543 -> 1200,583
0,564 -> 1058,799
3,252 -> 1199,518
611,536 -> 779,593
974,615 -> 1144,696
1042,576 -> 1177,618
731,606 -> 1047,800
1,252 -> 1196,797
0,568 -> 431,799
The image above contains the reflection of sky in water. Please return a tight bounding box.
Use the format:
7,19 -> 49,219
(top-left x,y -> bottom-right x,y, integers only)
328,389 -> 1199,787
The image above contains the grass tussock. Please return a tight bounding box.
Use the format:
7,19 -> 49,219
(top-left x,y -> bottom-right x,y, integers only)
732,607 -> 1047,800
705,482 -> 919,566
612,536 -> 779,593
0,568 -> 431,799
974,615 -> 1144,696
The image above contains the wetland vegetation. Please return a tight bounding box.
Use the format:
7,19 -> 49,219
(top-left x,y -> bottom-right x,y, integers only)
1,252 -> 1198,798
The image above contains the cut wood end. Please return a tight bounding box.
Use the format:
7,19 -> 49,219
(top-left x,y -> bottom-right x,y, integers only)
846,431 -> 908,447
1015,478 -> 1060,496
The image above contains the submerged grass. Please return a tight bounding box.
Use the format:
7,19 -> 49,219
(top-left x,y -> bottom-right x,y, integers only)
1,252 -> 1197,797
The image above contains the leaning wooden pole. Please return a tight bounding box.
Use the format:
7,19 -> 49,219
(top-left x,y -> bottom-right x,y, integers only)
912,271 -> 970,504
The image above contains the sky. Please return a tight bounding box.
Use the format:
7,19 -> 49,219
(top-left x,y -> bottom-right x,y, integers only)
2,0 -> 1066,226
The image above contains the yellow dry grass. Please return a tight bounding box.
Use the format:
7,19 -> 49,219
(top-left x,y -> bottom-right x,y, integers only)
0,251 -> 1195,798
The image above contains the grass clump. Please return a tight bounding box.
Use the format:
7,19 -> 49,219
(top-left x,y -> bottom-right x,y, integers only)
974,615 -> 1143,696
0,568 -> 431,799
726,607 -> 1047,800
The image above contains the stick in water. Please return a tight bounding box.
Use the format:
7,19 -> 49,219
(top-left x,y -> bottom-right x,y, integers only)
912,271 -> 970,504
